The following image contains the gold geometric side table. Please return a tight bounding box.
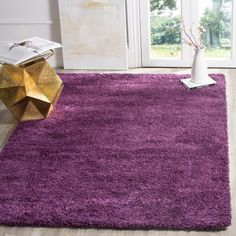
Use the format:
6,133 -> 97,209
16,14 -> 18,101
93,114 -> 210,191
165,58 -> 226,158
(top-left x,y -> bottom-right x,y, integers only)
0,59 -> 63,121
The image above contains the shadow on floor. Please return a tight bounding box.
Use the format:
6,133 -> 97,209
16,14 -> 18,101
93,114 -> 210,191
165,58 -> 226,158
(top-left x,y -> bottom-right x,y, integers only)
0,109 -> 17,125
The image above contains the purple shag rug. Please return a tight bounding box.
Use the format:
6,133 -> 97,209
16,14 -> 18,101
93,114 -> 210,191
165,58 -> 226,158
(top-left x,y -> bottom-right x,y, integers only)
0,73 -> 231,230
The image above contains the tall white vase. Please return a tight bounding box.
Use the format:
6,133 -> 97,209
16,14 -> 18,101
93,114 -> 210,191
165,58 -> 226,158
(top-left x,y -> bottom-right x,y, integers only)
190,48 -> 208,84
181,47 -> 217,89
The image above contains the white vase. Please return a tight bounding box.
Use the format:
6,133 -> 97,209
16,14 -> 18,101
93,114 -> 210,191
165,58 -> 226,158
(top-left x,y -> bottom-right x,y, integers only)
190,48 -> 209,84
181,47 -> 217,89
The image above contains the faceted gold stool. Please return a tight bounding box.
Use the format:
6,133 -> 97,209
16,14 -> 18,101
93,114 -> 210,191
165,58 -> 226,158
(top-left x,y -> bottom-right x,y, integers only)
0,59 -> 63,121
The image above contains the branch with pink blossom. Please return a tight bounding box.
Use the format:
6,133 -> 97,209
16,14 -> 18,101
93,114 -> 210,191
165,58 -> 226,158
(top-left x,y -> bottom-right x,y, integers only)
180,19 -> 206,50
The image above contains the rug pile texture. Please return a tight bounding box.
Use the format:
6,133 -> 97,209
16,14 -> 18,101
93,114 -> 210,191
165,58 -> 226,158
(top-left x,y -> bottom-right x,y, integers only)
0,73 -> 231,230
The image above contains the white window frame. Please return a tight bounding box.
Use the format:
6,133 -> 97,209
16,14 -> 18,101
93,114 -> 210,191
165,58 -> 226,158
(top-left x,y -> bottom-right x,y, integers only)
191,0 -> 236,68
140,0 -> 191,67
127,0 -> 236,68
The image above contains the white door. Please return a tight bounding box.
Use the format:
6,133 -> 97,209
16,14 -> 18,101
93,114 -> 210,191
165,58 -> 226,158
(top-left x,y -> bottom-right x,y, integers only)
140,0 -> 236,67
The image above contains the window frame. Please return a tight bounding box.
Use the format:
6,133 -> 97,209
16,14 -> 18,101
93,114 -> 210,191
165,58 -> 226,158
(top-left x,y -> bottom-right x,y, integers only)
135,0 -> 236,68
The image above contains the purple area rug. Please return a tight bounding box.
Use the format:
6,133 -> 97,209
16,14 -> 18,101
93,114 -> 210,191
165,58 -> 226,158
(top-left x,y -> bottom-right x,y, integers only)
0,73 -> 231,230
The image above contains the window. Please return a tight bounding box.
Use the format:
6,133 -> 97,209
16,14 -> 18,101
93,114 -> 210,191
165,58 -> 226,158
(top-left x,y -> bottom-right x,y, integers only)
140,0 -> 236,67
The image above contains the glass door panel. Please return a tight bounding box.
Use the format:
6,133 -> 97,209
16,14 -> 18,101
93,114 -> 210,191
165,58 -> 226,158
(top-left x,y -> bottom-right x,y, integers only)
150,0 -> 182,59
199,0 -> 232,59
140,0 -> 191,67
140,0 -> 236,67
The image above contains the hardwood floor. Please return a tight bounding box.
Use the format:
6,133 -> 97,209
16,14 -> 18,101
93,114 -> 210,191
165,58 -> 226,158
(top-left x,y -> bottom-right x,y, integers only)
0,68 -> 235,236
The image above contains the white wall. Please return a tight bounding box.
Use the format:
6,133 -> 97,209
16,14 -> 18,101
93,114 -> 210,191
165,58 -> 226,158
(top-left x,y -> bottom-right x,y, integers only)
0,0 -> 63,67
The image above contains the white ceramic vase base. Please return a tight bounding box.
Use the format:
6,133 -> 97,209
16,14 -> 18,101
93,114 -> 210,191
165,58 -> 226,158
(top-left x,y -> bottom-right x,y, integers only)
182,48 -> 217,89
181,77 -> 217,89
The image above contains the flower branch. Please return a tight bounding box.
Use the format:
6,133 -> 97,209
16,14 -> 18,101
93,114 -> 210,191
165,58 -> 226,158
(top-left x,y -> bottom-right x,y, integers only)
180,20 -> 206,50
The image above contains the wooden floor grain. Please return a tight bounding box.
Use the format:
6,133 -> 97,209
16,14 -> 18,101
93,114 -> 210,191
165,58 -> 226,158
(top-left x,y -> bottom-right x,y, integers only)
0,68 -> 235,236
